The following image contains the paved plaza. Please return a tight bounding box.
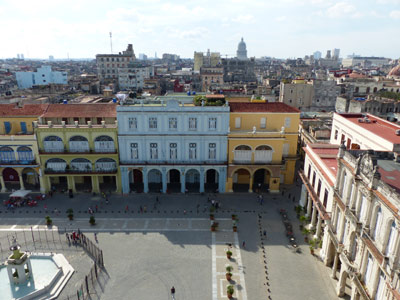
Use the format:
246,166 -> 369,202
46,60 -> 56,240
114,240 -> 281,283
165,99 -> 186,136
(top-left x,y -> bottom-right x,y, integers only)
0,184 -> 340,300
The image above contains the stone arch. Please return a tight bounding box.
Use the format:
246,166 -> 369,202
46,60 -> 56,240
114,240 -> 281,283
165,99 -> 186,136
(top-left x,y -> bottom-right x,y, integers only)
185,169 -> 200,193
46,158 -> 67,172
205,169 -> 219,193
2,167 -> 20,190
94,135 -> 113,142
129,169 -> 144,193
17,146 -> 34,162
70,158 -> 92,172
252,168 -> 271,192
43,135 -> 64,153
233,168 -> 251,192
235,145 -> 252,150
370,205 -> 382,240
255,145 -> 273,151
233,145 -> 252,163
69,135 -> 89,152
94,135 -> 115,152
148,169 -> 162,193
95,158 -> 116,171
167,169 -> 181,193
44,135 -> 62,141
21,167 -> 39,190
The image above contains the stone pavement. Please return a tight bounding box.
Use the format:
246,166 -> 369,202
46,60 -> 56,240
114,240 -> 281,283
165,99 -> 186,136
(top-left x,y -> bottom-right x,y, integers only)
0,183 -> 341,300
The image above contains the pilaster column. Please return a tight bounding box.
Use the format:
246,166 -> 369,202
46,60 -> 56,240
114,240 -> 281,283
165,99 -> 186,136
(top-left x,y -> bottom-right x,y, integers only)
199,168 -> 205,193
143,169 -> 149,193
0,175 -> 6,192
39,172 -> 46,193
315,215 -> 323,238
306,194 -> 312,217
121,168 -> 130,194
67,176 -> 76,193
180,170 -> 185,193
336,266 -> 347,297
19,172 -> 25,190
162,168 -> 167,194
331,252 -> 339,279
91,176 -> 100,194
310,204 -> 317,229
248,174 -> 253,193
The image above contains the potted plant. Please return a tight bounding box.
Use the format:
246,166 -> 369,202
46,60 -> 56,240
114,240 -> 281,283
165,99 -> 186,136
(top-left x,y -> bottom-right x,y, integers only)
226,265 -> 233,281
211,222 -> 218,231
89,216 -> 96,225
210,206 -> 215,220
226,250 -> 232,259
67,208 -> 74,220
45,216 -> 52,226
233,220 -> 238,232
231,214 -> 237,220
227,285 -> 234,299
309,246 -> 314,255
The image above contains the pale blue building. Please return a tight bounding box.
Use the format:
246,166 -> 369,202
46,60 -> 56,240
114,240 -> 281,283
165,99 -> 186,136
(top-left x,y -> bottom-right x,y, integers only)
16,66 -> 68,89
117,100 -> 229,194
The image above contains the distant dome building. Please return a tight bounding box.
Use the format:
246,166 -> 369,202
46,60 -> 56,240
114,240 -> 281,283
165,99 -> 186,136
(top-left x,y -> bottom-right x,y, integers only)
236,37 -> 248,60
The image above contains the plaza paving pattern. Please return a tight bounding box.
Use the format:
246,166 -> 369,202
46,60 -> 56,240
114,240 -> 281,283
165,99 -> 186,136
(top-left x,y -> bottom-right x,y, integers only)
0,185 -> 340,300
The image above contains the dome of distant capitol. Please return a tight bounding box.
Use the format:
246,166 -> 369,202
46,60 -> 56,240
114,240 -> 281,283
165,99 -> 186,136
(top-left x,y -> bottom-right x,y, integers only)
388,64 -> 400,77
236,37 -> 248,60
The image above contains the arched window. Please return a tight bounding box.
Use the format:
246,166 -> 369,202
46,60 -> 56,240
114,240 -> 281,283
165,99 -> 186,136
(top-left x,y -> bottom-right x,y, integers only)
46,158 -> 66,171
94,135 -> 115,152
341,172 -> 347,198
385,221 -> 397,256
43,136 -> 64,152
372,207 -> 382,240
234,145 -> 252,162
0,146 -> 15,162
95,158 -> 117,171
69,136 -> 89,152
70,158 -> 92,171
17,146 -> 33,162
255,145 -> 273,163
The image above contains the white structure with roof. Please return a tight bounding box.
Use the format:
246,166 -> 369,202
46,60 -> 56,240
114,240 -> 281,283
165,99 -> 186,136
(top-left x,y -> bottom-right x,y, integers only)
16,66 -> 67,89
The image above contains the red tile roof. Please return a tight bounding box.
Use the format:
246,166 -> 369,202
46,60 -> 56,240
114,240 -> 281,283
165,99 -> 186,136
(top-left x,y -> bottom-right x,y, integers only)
229,102 -> 300,113
338,113 -> 400,145
42,104 -> 117,118
0,104 -> 49,117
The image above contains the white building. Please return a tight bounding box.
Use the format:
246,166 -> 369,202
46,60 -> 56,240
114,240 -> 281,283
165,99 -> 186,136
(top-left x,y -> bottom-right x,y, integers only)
117,100 -> 230,194
15,66 -> 67,89
118,64 -> 154,91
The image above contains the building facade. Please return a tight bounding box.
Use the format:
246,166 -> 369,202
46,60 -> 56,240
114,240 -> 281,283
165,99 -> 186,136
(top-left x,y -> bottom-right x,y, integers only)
117,100 -> 230,194
226,102 -> 300,193
16,66 -> 67,89
35,104 -> 121,194
0,104 -> 48,192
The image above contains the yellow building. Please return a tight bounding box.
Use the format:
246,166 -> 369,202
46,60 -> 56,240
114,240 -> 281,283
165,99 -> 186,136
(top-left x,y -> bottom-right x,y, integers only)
226,102 -> 300,193
0,104 -> 48,192
35,104 -> 121,194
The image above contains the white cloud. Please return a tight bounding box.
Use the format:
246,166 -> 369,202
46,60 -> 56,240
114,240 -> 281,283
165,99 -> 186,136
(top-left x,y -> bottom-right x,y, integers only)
390,10 -> 400,18
232,14 -> 255,24
326,2 -> 357,18
376,0 -> 400,4
167,27 -> 209,40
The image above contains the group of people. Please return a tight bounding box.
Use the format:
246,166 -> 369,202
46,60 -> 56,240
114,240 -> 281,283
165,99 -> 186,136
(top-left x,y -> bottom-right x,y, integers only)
66,231 -> 81,245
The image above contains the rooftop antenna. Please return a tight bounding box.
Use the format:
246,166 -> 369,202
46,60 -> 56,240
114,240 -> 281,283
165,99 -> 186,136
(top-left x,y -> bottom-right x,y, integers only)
109,32 -> 113,54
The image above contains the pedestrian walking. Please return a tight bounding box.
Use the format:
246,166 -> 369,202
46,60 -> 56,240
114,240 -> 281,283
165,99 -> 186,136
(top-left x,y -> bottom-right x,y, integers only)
105,197 -> 109,205
183,209 -> 187,215
140,206 -> 143,213
263,230 -> 267,238
94,233 -> 98,243
95,205 -> 98,212
44,204 -> 48,212
125,205 -> 129,212
143,205 -> 147,213
66,233 -> 70,244
156,196 -> 159,203
242,241 -> 246,248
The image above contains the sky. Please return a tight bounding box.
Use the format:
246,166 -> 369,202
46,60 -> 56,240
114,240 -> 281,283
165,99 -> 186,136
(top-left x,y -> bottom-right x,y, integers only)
0,0 -> 400,60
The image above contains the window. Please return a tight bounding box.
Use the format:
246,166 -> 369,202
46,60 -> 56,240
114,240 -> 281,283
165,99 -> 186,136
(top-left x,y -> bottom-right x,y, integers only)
149,117 -> 157,129
312,171 -> 316,188
358,195 -> 367,222
189,143 -> 197,159
20,122 -> 27,133
341,172 -> 347,197
150,143 -> 158,159
283,143 -> 289,157
317,179 -> 322,196
307,164 -> 311,179
208,118 -> 217,130
385,221 -> 396,256
372,207 -> 382,240
129,143 -> 138,159
169,143 -> 177,160
235,117 -> 241,128
169,118 -> 177,130
209,143 -> 216,160
189,118 -> 197,130
364,253 -> 373,284
334,130 -> 338,140
260,117 -> 266,129
284,117 -> 291,128
128,117 -> 137,130
323,189 -> 328,207
375,271 -> 386,300
335,209 -> 341,233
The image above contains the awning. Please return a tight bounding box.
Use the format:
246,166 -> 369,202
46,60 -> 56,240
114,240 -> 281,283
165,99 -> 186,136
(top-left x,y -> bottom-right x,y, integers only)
9,190 -> 32,198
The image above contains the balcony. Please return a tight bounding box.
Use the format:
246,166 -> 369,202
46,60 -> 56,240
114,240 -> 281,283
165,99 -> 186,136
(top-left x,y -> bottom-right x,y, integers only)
254,150 -> 273,164
233,150 -> 252,164
44,168 -> 117,175
40,149 -> 117,155
119,160 -> 227,166
0,159 -> 37,165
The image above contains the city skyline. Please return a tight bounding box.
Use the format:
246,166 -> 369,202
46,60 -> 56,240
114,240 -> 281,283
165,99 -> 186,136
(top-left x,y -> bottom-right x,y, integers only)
1,0 -> 400,60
